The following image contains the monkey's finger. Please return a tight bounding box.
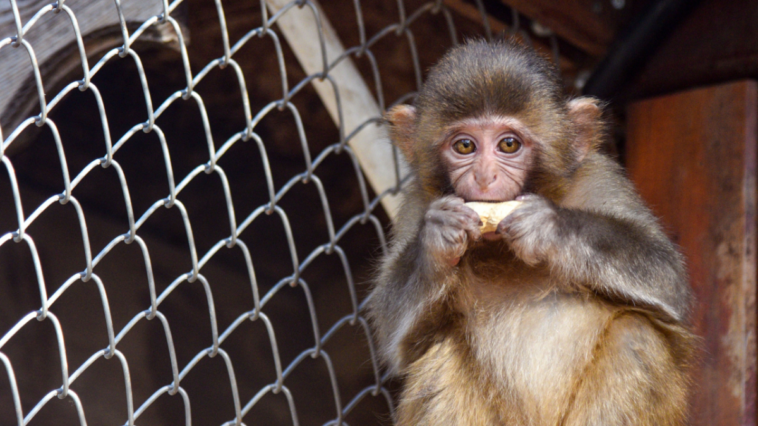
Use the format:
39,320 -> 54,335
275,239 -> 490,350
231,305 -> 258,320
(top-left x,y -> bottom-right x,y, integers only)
496,215 -> 516,237
454,202 -> 481,220
495,203 -> 533,234
430,195 -> 466,211
459,214 -> 482,242
425,208 -> 465,228
452,203 -> 483,232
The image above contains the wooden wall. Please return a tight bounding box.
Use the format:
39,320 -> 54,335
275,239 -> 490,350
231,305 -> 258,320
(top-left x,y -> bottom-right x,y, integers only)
626,80 -> 757,426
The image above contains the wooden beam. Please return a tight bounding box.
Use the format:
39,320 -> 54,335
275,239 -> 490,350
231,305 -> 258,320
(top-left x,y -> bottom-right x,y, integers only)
444,0 -> 508,36
622,0 -> 758,101
499,0 -> 617,56
0,0 -> 172,131
265,0 -> 407,218
626,81 -> 757,426
443,0 -> 576,73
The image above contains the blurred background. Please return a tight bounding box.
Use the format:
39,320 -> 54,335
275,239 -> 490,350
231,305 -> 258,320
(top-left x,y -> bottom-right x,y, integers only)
1,0 -> 756,425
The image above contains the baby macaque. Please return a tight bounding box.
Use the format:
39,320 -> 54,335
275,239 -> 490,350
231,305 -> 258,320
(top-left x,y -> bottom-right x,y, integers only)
367,40 -> 695,426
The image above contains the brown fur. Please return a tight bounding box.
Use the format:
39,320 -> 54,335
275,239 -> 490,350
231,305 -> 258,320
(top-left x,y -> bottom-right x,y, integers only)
368,40 -> 695,426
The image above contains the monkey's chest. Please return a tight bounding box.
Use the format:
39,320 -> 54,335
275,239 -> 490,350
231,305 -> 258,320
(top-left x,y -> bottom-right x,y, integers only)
460,244 -> 557,298
461,267 -> 613,417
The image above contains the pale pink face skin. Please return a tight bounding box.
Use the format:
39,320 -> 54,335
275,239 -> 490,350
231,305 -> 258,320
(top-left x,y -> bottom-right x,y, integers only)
439,115 -> 535,203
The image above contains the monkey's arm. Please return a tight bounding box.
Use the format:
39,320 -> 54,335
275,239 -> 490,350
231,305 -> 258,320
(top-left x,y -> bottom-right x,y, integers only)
367,196 -> 479,372
498,194 -> 690,323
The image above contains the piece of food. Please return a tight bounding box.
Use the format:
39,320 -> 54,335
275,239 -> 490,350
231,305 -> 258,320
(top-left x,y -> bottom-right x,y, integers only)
466,201 -> 523,233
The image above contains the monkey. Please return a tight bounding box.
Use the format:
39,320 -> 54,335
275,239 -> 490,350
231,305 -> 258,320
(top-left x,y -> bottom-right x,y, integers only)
367,40 -> 696,426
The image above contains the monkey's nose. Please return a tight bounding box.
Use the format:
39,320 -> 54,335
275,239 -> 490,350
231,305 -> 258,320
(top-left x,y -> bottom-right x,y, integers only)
475,173 -> 497,191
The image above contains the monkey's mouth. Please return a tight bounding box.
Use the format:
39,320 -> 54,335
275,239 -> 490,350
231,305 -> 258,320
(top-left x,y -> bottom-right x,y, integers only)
464,197 -> 518,203
464,191 -> 527,203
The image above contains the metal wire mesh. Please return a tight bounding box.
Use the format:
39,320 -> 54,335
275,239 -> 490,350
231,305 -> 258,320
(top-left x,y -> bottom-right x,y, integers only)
0,0 -> 504,424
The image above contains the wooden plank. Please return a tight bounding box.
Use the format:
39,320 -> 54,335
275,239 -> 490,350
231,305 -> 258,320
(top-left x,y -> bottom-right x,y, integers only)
265,0 -> 407,218
0,0 -> 189,138
0,0 -> 181,132
626,81 -> 757,426
444,0 -> 506,34
498,0 -> 619,56
443,0 -> 576,73
623,0 -> 758,100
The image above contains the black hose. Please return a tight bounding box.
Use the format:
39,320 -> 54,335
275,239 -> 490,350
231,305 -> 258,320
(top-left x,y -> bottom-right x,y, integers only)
582,0 -> 704,100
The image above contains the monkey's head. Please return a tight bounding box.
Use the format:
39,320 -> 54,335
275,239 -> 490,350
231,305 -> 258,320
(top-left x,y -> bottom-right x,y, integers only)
388,40 -> 604,202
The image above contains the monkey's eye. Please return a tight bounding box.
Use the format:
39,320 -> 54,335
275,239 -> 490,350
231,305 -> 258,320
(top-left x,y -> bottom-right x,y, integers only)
453,139 -> 476,155
499,137 -> 522,154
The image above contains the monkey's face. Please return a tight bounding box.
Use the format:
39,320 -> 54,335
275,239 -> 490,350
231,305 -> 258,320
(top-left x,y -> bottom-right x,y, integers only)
439,115 -> 534,203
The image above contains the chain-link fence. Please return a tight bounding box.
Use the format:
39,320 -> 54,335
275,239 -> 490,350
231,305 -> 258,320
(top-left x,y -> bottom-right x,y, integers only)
0,0 -> 578,424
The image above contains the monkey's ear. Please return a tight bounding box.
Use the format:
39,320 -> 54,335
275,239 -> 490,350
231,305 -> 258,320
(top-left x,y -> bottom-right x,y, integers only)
386,104 -> 418,163
567,97 -> 604,162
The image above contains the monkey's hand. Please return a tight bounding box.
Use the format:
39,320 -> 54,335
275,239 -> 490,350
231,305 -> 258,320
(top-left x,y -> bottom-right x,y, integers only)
423,196 -> 481,267
497,194 -> 559,266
